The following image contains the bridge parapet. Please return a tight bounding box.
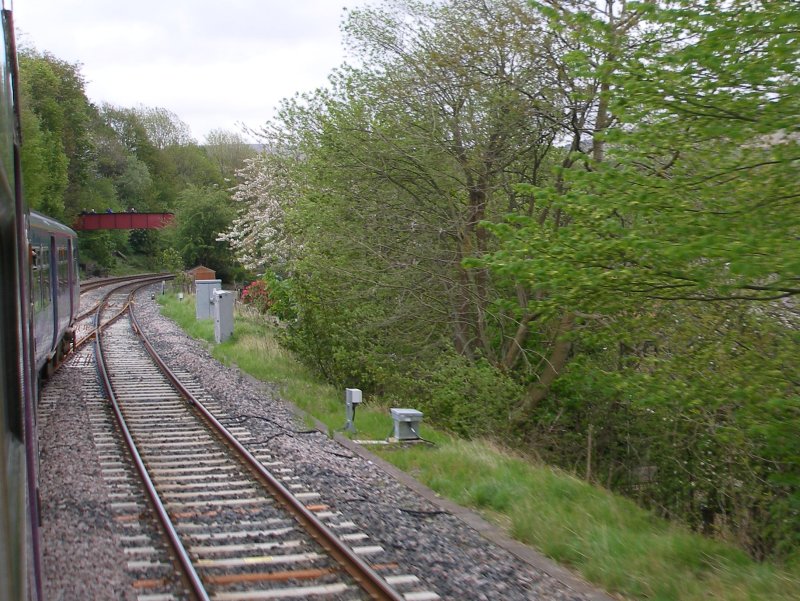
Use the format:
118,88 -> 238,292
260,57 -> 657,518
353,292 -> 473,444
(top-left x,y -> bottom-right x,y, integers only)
73,212 -> 175,230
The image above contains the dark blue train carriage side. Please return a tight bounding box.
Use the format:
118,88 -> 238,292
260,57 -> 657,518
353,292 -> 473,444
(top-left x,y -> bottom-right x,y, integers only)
29,210 -> 80,374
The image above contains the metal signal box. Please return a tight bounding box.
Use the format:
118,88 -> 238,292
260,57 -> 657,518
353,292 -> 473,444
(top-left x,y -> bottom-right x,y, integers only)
390,408 -> 423,441
212,290 -> 234,343
195,279 -> 221,320
344,388 -> 362,433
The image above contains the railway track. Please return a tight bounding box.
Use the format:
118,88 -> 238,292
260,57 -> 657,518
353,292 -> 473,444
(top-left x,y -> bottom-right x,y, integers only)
74,274 -> 173,342
88,284 -> 436,600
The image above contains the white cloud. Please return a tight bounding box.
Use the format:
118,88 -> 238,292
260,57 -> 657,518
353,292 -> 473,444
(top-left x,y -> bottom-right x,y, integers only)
14,0 -> 367,141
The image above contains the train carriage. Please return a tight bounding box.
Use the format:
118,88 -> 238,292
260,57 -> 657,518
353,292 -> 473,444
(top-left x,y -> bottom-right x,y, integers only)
30,210 -> 80,374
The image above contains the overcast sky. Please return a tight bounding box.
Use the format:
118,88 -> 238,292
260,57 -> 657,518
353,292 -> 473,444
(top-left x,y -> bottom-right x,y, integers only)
13,0 -> 370,142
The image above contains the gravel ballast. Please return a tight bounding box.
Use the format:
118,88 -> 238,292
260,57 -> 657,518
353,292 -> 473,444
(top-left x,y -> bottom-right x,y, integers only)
38,286 -> 614,601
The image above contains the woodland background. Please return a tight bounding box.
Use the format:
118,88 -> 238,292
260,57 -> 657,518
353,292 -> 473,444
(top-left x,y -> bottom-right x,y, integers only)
21,0 -> 798,562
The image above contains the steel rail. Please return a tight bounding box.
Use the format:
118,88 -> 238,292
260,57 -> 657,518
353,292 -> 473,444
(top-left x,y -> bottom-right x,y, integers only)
76,274 -> 173,321
129,293 -> 406,601
61,275 -> 172,367
94,285 -> 210,601
80,272 -> 172,293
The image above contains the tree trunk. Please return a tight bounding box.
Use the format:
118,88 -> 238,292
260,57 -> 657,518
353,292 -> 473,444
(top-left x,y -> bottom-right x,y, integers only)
500,286 -> 534,369
513,311 -> 575,423
453,261 -> 475,361
501,314 -> 531,370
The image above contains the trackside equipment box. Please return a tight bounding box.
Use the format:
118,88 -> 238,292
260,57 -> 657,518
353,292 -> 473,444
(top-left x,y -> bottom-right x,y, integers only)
390,408 -> 423,440
212,290 -> 234,343
195,279 -> 221,320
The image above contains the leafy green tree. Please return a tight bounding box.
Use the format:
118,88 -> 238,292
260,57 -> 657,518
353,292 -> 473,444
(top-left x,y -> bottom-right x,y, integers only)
18,52 -> 70,218
159,247 -> 184,273
174,185 -> 235,278
116,155 -> 153,208
204,128 -> 255,182
18,100 -> 67,216
162,144 -> 224,189
18,49 -> 96,220
224,0 -> 563,385
482,0 -> 799,407
100,103 -> 178,209
133,105 -> 195,149
477,0 -> 799,557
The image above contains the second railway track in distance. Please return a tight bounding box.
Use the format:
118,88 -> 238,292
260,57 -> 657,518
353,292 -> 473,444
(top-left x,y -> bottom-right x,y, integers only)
89,281 -> 436,600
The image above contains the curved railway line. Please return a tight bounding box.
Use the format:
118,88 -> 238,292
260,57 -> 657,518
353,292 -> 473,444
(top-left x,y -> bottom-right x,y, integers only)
74,277 -> 436,601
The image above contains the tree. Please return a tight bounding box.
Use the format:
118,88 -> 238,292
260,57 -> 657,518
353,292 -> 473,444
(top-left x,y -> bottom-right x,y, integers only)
220,0 -> 799,557
18,99 -> 68,216
115,155 -> 153,208
174,186 -> 236,278
476,0 -> 799,557
482,0 -> 799,408
18,49 -> 95,219
222,0 -> 564,383
133,105 -> 195,149
204,128 -> 255,181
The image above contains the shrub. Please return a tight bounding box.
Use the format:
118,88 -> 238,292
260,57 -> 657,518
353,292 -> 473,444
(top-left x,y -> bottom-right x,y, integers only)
241,279 -> 273,314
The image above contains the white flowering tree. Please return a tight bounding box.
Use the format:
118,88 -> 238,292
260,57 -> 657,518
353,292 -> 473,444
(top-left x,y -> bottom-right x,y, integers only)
218,141 -> 300,273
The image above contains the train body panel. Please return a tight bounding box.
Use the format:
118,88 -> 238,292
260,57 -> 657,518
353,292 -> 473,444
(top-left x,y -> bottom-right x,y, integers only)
1,6 -> 37,600
29,211 -> 80,373
0,95 -> 27,601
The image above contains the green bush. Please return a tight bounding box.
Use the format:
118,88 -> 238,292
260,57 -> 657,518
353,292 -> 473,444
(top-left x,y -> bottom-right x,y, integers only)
420,354 -> 523,438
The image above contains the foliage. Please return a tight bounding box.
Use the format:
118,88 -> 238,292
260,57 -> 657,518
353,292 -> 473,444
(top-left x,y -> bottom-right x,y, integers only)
219,145 -> 300,272
472,0 -> 800,557
159,295 -> 800,601
204,128 -> 256,181
216,0 -> 799,561
77,230 -> 114,270
531,301 -> 800,559
262,271 -> 297,322
174,185 -> 236,278
240,280 -> 273,314
158,247 -> 184,274
18,49 -> 246,279
17,49 -> 86,219
420,354 -> 523,439
133,105 -> 195,149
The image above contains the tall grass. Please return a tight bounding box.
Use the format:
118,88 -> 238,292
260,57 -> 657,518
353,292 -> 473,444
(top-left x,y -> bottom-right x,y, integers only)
158,294 -> 800,601
384,439 -> 798,601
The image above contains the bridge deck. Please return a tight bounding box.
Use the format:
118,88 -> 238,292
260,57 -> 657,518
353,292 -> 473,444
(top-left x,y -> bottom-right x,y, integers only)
74,212 -> 175,230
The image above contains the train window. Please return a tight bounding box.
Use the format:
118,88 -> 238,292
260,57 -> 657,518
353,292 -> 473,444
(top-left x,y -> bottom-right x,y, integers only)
31,245 -> 41,310
58,245 -> 68,287
39,245 -> 49,309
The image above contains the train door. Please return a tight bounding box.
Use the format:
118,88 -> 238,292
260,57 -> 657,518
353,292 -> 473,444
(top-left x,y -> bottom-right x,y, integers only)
49,236 -> 57,351
55,238 -> 69,336
67,238 -> 75,320
30,234 -> 53,367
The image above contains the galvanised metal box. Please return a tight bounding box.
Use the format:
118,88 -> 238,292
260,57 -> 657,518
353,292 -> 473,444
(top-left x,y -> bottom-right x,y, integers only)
390,408 -> 423,440
195,279 -> 221,320
212,290 -> 234,343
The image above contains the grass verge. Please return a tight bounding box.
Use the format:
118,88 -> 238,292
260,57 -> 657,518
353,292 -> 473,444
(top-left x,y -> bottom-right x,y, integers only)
158,293 -> 799,601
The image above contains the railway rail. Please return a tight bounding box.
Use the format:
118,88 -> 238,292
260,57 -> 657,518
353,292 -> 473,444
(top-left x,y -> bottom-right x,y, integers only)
76,274 -> 172,325
85,281 -> 435,600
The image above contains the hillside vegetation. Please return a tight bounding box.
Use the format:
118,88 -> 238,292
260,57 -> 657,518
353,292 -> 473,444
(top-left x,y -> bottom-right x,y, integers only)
223,0 -> 799,565
160,295 -> 800,601
23,0 -> 798,569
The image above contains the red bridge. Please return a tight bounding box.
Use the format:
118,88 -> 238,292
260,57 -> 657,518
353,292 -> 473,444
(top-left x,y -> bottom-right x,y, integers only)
73,212 -> 175,231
